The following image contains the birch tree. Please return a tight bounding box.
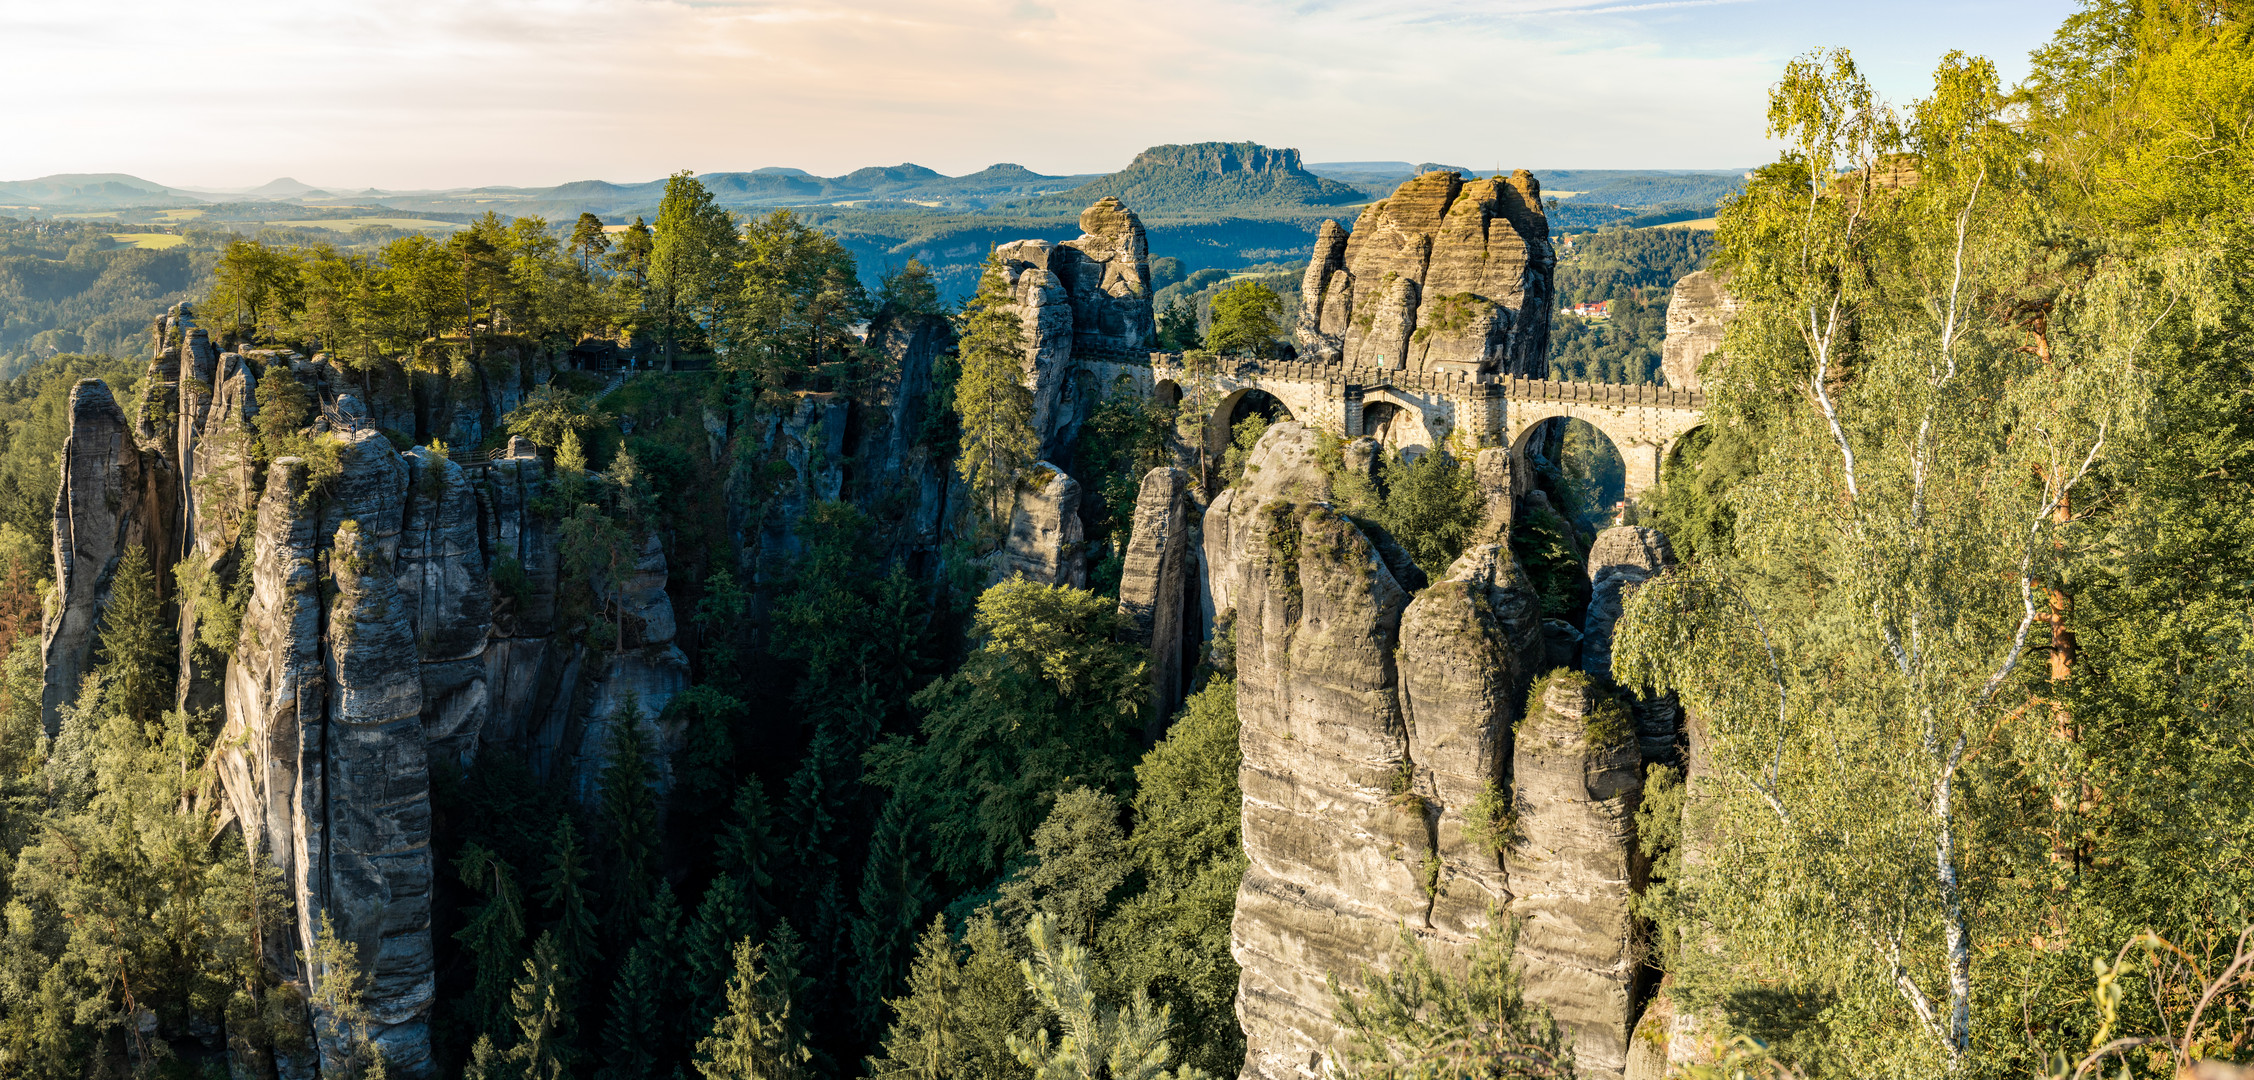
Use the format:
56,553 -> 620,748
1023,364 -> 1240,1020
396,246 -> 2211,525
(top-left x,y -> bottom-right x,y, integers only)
1615,48 -> 2148,1075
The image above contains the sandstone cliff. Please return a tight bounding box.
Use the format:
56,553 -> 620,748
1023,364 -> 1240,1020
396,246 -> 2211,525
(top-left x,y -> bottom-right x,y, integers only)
1222,423 -> 1654,1080
1296,170 -> 1554,376
991,197 -> 1156,456
1115,465 -> 1198,732
1659,270 -> 1740,391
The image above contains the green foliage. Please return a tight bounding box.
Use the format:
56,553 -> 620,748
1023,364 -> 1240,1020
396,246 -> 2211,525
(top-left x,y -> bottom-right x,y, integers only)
1008,912 -> 1210,1080
868,913 -> 1037,1080
868,578 -> 1147,888
174,547 -> 251,662
1458,781 -> 1517,857
878,258 -> 946,319
536,819 -> 600,988
206,239 -> 303,342
955,253 -> 1039,522
1155,295 -> 1202,351
1644,425 -> 1755,563
597,712 -> 660,938
454,843 -> 528,1040
490,932 -> 577,1080
650,171 -> 743,367
309,912 -> 390,1079
93,543 -> 172,725
998,788 -> 1132,946
1216,411 -> 1271,490
734,209 -> 872,394
1203,280 -> 1284,356
1328,918 -> 1573,1080
1373,450 -> 1482,579
697,933 -> 816,1080
1070,384 -> 1178,566
502,382 -> 609,452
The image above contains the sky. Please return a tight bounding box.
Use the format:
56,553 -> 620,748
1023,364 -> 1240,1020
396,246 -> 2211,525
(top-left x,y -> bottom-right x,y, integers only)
1,0 -> 2080,190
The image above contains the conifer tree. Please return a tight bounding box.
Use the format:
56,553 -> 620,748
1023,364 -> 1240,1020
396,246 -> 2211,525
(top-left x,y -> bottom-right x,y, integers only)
953,252 -> 1037,522
453,843 -> 526,1039
569,213 -> 610,275
696,928 -> 814,1080
502,932 -> 576,1080
686,875 -> 757,1029
597,713 -> 658,938
1008,913 -> 1206,1080
93,543 -> 171,725
851,795 -> 935,1033
596,944 -> 662,1080
537,819 -> 600,986
867,916 -> 966,1080
718,776 -> 783,927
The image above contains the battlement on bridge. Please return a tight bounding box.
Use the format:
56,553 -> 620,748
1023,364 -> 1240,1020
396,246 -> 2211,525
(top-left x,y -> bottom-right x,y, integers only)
1141,352 -> 1705,410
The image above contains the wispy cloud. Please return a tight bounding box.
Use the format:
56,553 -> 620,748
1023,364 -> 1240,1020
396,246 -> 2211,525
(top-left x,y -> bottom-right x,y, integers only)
0,0 -> 2070,188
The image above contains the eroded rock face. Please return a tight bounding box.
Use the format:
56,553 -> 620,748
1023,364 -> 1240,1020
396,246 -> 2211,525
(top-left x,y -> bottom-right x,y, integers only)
853,312 -> 956,561
318,519 -> 435,1076
1398,543 -> 1547,939
1058,197 -> 1155,359
1508,674 -> 1644,1078
400,447 -> 493,766
1582,527 -> 1674,681
1116,466 -> 1197,730
999,463 -> 1087,588
1231,460 -> 1418,1080
1660,270 -> 1740,392
41,379 -> 173,736
990,198 -> 1156,454
1297,170 -> 1553,376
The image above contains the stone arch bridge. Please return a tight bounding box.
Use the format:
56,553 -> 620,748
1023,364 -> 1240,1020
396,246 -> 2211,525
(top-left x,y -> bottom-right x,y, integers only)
1071,354 -> 1708,499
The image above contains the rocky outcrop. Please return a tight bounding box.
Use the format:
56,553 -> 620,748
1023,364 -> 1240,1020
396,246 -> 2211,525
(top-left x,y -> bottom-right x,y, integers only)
1507,673 -> 1644,1078
1227,425 -> 1421,1080
1116,466 -> 1197,731
1296,170 -> 1553,376
176,349 -> 262,716
317,519 -> 435,1076
1659,271 -> 1739,391
41,379 -> 174,735
399,447 -> 493,768
1581,527 -> 1674,681
1397,543 -> 1547,939
999,463 -> 1086,588
852,312 -> 956,561
991,198 -> 1156,454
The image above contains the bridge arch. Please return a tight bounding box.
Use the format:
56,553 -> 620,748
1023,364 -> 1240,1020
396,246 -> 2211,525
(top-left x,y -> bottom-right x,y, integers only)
1206,387 -> 1295,469
1504,398 -> 1705,501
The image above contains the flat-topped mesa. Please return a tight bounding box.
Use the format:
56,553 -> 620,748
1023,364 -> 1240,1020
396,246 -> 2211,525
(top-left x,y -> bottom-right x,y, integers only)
1297,169 -> 1554,378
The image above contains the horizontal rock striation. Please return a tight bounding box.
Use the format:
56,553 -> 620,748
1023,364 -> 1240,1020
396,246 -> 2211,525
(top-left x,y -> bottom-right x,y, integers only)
1296,170 -> 1554,377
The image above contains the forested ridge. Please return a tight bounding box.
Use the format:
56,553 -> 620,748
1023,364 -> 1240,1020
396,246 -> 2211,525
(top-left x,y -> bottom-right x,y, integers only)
0,3 -> 2247,1078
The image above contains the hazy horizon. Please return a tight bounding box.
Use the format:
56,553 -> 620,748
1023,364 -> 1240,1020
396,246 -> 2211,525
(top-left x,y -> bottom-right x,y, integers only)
8,0 -> 2073,191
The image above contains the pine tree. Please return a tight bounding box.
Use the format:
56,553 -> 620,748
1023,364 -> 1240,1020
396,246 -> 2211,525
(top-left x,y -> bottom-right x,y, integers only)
569,213 -> 610,275
953,252 -> 1037,522
537,819 -> 600,986
453,843 -> 527,1039
93,543 -> 171,725
595,944 -> 662,1080
686,875 -> 757,1030
851,795 -> 935,1034
1007,912 -> 1206,1080
502,932 -> 576,1080
695,933 -> 814,1080
717,777 -> 783,928
597,713 -> 658,939
957,911 -> 1037,1080
866,916 -> 964,1080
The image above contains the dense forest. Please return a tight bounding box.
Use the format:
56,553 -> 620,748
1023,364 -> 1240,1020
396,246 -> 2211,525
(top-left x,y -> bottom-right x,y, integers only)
0,3 -> 2248,1077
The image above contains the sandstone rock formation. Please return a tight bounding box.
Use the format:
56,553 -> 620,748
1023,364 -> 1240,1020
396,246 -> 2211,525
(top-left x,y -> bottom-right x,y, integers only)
1659,270 -> 1740,391
999,462 -> 1087,588
1116,466 -> 1197,732
853,311 -> 957,561
1508,673 -> 1645,1078
41,379 -> 173,735
1225,426 -> 1420,1080
400,447 -> 493,767
1296,170 -> 1554,376
1398,543 -> 1547,938
317,519 -> 436,1075
991,198 -> 1155,455
1581,526 -> 1675,681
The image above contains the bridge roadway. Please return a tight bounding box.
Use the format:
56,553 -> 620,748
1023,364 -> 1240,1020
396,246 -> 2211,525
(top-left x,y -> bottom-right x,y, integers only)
1066,353 -> 1709,499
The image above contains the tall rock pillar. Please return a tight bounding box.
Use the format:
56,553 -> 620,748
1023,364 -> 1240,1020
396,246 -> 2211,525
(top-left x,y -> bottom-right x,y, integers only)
1116,466 -> 1196,732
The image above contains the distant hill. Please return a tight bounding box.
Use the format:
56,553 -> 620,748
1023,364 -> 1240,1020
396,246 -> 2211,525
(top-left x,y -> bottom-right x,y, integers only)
0,173 -> 197,207
1026,143 -> 1366,214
